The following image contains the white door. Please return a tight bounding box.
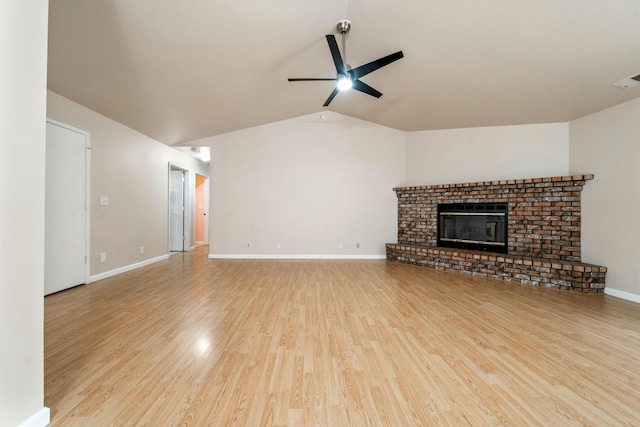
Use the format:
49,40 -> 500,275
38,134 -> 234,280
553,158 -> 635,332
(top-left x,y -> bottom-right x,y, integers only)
169,169 -> 185,251
45,120 -> 89,295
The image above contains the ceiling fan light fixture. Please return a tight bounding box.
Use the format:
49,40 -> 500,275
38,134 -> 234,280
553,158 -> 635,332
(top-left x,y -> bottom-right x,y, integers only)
337,75 -> 352,91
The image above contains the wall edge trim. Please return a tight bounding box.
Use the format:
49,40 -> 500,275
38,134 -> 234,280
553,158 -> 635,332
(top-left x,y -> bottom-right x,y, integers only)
89,254 -> 170,283
17,407 -> 50,427
604,287 -> 640,304
208,254 -> 386,260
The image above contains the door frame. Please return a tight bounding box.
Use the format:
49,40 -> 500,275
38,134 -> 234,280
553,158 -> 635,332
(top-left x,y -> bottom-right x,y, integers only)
45,118 -> 91,287
168,163 -> 188,252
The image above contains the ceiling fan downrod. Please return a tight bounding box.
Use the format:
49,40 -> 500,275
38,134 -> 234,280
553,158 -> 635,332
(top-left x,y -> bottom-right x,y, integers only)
337,20 -> 351,72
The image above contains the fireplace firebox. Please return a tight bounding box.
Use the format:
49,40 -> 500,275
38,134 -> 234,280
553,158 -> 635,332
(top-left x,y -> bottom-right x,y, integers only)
437,203 -> 508,253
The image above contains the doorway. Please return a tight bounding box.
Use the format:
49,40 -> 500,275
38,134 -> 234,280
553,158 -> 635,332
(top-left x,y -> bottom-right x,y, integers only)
169,166 -> 186,252
195,174 -> 209,245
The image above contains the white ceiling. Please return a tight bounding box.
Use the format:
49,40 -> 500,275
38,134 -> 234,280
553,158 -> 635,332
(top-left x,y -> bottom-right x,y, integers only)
48,0 -> 640,145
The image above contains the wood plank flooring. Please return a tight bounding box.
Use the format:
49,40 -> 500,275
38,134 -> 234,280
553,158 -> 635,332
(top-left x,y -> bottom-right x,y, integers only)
45,246 -> 640,426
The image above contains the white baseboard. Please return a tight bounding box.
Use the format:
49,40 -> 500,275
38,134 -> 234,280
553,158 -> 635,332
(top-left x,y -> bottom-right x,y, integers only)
89,254 -> 170,283
208,254 -> 386,260
18,407 -> 50,427
605,287 -> 640,304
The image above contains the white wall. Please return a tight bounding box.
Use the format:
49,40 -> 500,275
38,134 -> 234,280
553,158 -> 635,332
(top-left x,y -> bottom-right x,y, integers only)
570,97 -> 640,299
0,1 -> 50,426
195,112 -> 406,257
43,88 -> 640,302
405,123 -> 569,185
47,91 -> 209,277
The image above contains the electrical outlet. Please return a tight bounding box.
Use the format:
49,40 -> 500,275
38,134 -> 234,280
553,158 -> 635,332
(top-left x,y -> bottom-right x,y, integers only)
356,243 -> 360,249
338,242 -> 343,249
99,196 -> 109,206
247,242 -> 251,248
139,246 -> 144,255
276,242 -> 281,249
99,252 -> 107,263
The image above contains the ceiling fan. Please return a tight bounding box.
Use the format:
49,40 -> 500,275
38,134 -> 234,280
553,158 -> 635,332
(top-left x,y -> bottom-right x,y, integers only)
288,20 -> 404,107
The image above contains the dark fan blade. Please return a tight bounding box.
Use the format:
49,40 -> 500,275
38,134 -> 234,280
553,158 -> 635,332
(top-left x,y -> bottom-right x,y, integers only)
350,51 -> 404,80
288,78 -> 337,81
326,35 -> 347,75
352,79 -> 382,98
323,87 -> 340,107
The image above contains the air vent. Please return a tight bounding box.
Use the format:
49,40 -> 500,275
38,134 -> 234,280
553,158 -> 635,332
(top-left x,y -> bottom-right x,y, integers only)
613,74 -> 640,89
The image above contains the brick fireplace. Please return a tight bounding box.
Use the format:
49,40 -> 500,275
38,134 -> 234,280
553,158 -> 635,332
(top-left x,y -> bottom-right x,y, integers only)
386,174 -> 606,293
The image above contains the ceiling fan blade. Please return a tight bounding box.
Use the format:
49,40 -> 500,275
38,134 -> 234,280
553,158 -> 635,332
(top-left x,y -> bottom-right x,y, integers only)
350,51 -> 404,80
352,79 -> 382,98
326,35 -> 347,76
323,87 -> 340,107
288,78 -> 337,81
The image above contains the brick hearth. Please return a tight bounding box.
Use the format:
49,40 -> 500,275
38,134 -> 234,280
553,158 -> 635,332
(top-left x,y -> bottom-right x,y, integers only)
386,174 -> 607,293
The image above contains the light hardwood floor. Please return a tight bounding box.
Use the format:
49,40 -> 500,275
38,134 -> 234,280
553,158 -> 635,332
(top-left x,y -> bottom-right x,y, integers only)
45,246 -> 640,426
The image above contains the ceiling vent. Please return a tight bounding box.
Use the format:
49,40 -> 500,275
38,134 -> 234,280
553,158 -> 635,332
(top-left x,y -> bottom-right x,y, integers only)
613,73 -> 640,89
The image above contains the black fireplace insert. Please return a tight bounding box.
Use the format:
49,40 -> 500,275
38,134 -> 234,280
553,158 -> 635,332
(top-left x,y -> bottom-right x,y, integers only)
437,202 -> 508,253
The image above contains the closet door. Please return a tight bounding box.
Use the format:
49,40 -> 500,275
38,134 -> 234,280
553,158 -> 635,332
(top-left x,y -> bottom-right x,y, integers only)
45,120 -> 89,295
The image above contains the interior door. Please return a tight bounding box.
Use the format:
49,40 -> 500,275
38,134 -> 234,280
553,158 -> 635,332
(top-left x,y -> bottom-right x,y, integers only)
45,120 -> 89,295
195,174 -> 207,244
169,169 -> 185,251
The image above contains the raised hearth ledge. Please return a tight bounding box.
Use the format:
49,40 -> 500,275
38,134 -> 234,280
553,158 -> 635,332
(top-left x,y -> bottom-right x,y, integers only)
386,244 -> 606,293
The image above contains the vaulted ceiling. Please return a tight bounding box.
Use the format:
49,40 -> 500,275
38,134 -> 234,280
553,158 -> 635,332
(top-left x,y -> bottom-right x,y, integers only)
48,0 -> 640,145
